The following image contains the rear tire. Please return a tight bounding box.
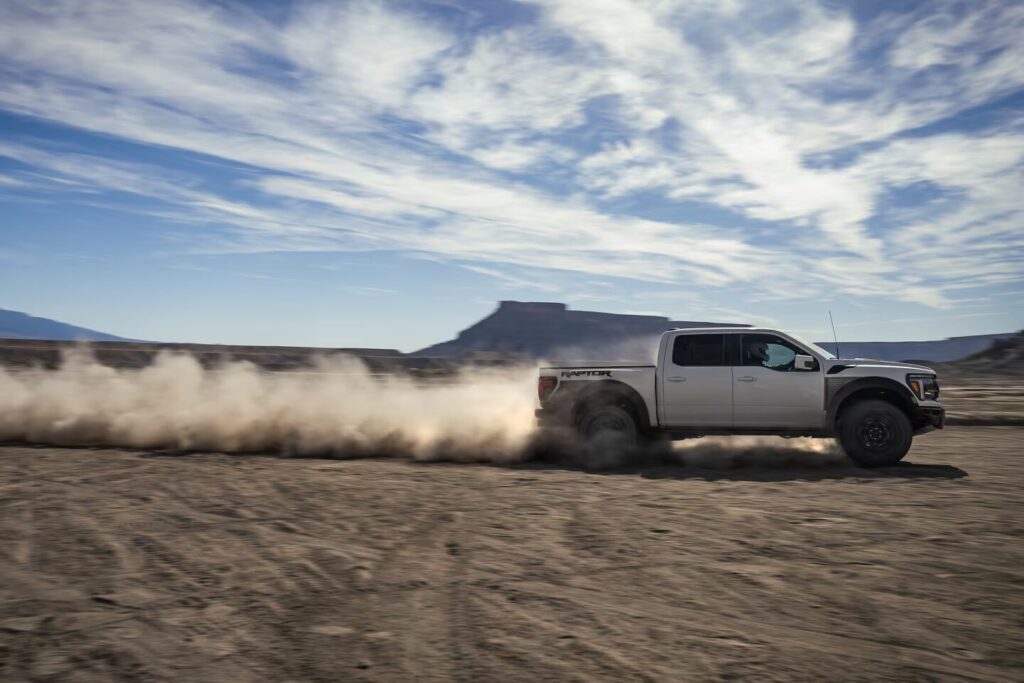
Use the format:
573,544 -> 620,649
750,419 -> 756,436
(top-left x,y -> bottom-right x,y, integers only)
578,404 -> 638,441
576,404 -> 639,470
837,399 -> 912,467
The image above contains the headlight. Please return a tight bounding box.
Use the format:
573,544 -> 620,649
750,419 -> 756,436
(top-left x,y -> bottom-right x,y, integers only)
906,373 -> 939,401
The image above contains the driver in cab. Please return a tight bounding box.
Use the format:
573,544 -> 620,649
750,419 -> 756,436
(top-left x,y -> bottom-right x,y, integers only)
744,339 -> 795,371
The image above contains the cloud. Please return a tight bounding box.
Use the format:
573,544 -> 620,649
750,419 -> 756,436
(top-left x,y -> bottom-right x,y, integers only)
283,0 -> 453,111
0,0 -> 1021,312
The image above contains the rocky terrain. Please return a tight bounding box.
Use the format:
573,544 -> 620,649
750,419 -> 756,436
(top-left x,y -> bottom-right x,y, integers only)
929,333 -> 1024,427
936,332 -> 1024,377
0,428 -> 1021,681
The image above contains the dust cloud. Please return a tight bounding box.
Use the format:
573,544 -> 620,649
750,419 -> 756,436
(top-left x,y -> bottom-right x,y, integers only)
0,348 -> 844,467
542,335 -> 660,365
0,349 -> 537,462
560,434 -> 844,471
672,435 -> 844,468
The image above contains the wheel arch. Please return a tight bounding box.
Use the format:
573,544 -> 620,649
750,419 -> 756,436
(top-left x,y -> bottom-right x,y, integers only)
570,380 -> 652,431
828,377 -> 916,429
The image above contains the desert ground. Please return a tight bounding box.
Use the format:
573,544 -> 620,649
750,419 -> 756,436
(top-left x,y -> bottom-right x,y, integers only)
1,427 -> 1021,682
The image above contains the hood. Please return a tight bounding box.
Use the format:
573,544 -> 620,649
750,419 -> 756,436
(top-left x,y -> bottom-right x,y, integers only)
825,358 -> 935,374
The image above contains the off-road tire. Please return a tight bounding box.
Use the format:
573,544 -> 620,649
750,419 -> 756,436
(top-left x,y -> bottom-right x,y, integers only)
837,399 -> 912,467
576,404 -> 640,470
578,404 -> 639,442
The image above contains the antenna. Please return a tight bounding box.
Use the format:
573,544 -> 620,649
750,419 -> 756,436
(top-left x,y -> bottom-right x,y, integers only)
828,310 -> 841,358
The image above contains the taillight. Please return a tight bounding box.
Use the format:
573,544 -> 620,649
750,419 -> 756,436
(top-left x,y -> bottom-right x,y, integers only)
538,375 -> 557,402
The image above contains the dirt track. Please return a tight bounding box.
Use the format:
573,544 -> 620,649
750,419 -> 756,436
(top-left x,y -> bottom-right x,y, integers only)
1,428 -> 1022,681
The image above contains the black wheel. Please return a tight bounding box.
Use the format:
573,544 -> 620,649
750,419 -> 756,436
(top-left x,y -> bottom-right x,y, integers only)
578,404 -> 638,441
837,399 -> 912,467
576,404 -> 639,470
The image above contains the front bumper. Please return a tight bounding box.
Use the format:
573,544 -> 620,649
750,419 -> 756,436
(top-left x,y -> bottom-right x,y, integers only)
912,404 -> 945,434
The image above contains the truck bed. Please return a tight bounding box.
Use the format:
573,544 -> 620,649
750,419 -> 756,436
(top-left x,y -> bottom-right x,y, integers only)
537,363 -> 658,428
539,362 -> 655,369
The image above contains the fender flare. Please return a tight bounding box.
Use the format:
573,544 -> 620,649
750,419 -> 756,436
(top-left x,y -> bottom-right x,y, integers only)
570,380 -> 652,430
826,377 -> 916,427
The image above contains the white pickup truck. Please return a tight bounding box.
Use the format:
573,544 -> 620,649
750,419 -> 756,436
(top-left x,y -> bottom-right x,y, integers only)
536,327 -> 945,467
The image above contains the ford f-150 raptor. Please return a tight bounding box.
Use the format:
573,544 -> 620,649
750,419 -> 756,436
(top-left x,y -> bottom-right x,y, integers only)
535,327 -> 945,467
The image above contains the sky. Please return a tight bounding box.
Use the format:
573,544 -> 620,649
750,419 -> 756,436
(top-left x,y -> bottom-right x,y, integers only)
0,0 -> 1022,351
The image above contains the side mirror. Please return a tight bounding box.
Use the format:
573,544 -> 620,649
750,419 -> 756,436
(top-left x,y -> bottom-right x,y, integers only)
794,354 -> 817,371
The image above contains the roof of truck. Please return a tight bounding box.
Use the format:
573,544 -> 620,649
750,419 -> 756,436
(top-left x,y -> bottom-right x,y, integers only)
667,326 -> 777,333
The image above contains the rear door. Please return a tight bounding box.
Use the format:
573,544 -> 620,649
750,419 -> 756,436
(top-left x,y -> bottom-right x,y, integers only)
731,333 -> 825,429
660,333 -> 733,427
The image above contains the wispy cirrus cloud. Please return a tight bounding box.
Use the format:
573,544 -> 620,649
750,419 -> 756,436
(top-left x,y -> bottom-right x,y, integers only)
0,0 -> 1021,313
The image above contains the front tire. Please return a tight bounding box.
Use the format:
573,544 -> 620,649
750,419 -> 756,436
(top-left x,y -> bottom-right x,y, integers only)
837,399 -> 912,467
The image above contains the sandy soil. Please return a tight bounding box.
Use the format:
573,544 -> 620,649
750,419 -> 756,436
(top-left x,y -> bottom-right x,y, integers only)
1,428 -> 1022,682
939,378 -> 1024,426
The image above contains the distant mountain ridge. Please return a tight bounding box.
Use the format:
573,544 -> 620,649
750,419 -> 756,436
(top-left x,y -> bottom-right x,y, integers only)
3,303 -> 1015,365
941,331 -> 1024,374
0,308 -> 129,342
416,301 -> 1016,364
415,301 -> 742,359
817,334 -> 1016,364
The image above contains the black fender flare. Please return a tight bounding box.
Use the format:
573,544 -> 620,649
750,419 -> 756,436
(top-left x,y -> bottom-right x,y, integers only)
826,377 -> 916,428
569,380 -> 652,430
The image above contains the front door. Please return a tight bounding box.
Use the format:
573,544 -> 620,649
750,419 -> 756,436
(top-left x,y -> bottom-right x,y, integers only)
732,333 -> 824,429
661,333 -> 733,427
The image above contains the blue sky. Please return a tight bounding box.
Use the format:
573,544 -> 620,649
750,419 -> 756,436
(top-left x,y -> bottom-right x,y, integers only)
1,0 -> 1022,351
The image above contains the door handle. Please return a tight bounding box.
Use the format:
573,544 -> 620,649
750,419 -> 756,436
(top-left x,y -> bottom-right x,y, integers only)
736,376 -> 756,382
666,376 -> 687,382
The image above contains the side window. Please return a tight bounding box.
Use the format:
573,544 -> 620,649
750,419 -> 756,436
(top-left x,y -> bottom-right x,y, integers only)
741,334 -> 805,372
672,334 -> 725,367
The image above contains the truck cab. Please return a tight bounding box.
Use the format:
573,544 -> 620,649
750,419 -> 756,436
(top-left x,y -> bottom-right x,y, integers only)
536,327 -> 945,467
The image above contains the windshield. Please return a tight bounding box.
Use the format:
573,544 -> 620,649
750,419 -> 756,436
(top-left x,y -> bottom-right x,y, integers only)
786,331 -> 837,360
